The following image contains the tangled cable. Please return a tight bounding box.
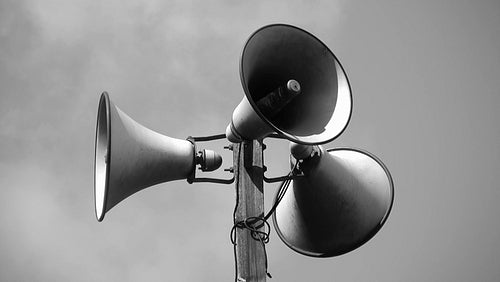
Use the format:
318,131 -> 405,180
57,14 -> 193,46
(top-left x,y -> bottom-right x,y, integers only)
230,216 -> 273,279
231,161 -> 298,281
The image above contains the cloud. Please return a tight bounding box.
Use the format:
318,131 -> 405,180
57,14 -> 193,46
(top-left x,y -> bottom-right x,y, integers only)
0,0 -> 353,281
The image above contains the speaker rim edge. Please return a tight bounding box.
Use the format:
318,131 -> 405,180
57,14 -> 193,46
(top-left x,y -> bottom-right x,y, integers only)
94,92 -> 112,222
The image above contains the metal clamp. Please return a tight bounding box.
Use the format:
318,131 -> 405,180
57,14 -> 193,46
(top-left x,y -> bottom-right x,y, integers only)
186,134 -> 235,184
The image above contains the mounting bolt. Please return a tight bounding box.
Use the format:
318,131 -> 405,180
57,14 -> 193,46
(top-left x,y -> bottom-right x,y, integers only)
224,144 -> 233,151
224,167 -> 234,173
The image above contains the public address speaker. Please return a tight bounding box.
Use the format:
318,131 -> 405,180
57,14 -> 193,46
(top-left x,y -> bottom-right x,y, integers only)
226,24 -> 352,144
273,143 -> 394,257
94,92 -> 222,221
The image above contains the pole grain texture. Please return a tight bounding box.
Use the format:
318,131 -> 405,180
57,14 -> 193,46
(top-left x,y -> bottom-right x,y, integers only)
233,140 -> 266,282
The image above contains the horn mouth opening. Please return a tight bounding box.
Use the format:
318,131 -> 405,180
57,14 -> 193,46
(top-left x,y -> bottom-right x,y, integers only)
94,92 -> 111,222
239,24 -> 353,145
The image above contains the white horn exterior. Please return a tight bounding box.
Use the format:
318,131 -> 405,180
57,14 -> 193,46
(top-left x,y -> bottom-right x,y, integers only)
226,24 -> 352,144
94,92 -> 195,221
273,145 -> 394,257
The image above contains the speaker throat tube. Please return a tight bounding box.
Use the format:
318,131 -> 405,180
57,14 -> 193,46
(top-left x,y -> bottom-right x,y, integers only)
256,79 -> 301,118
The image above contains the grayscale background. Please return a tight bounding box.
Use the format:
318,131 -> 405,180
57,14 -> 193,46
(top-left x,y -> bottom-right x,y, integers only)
1,0 -> 499,281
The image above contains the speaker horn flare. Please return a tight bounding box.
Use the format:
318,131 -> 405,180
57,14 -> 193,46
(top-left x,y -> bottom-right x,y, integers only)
94,92 -> 197,221
226,24 -> 352,144
273,144 -> 394,257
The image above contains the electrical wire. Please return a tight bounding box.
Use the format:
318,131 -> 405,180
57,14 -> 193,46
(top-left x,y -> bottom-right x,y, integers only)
231,156 -> 298,281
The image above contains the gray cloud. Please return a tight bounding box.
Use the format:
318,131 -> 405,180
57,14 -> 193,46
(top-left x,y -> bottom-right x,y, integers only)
1,0 -> 500,281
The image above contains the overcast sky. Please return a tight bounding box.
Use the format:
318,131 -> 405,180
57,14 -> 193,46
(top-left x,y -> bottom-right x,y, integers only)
1,0 -> 500,281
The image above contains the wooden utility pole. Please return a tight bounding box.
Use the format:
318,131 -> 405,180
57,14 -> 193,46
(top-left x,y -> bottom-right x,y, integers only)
233,140 -> 266,282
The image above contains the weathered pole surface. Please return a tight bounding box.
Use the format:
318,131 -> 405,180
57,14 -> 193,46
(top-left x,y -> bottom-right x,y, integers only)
233,140 -> 266,282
